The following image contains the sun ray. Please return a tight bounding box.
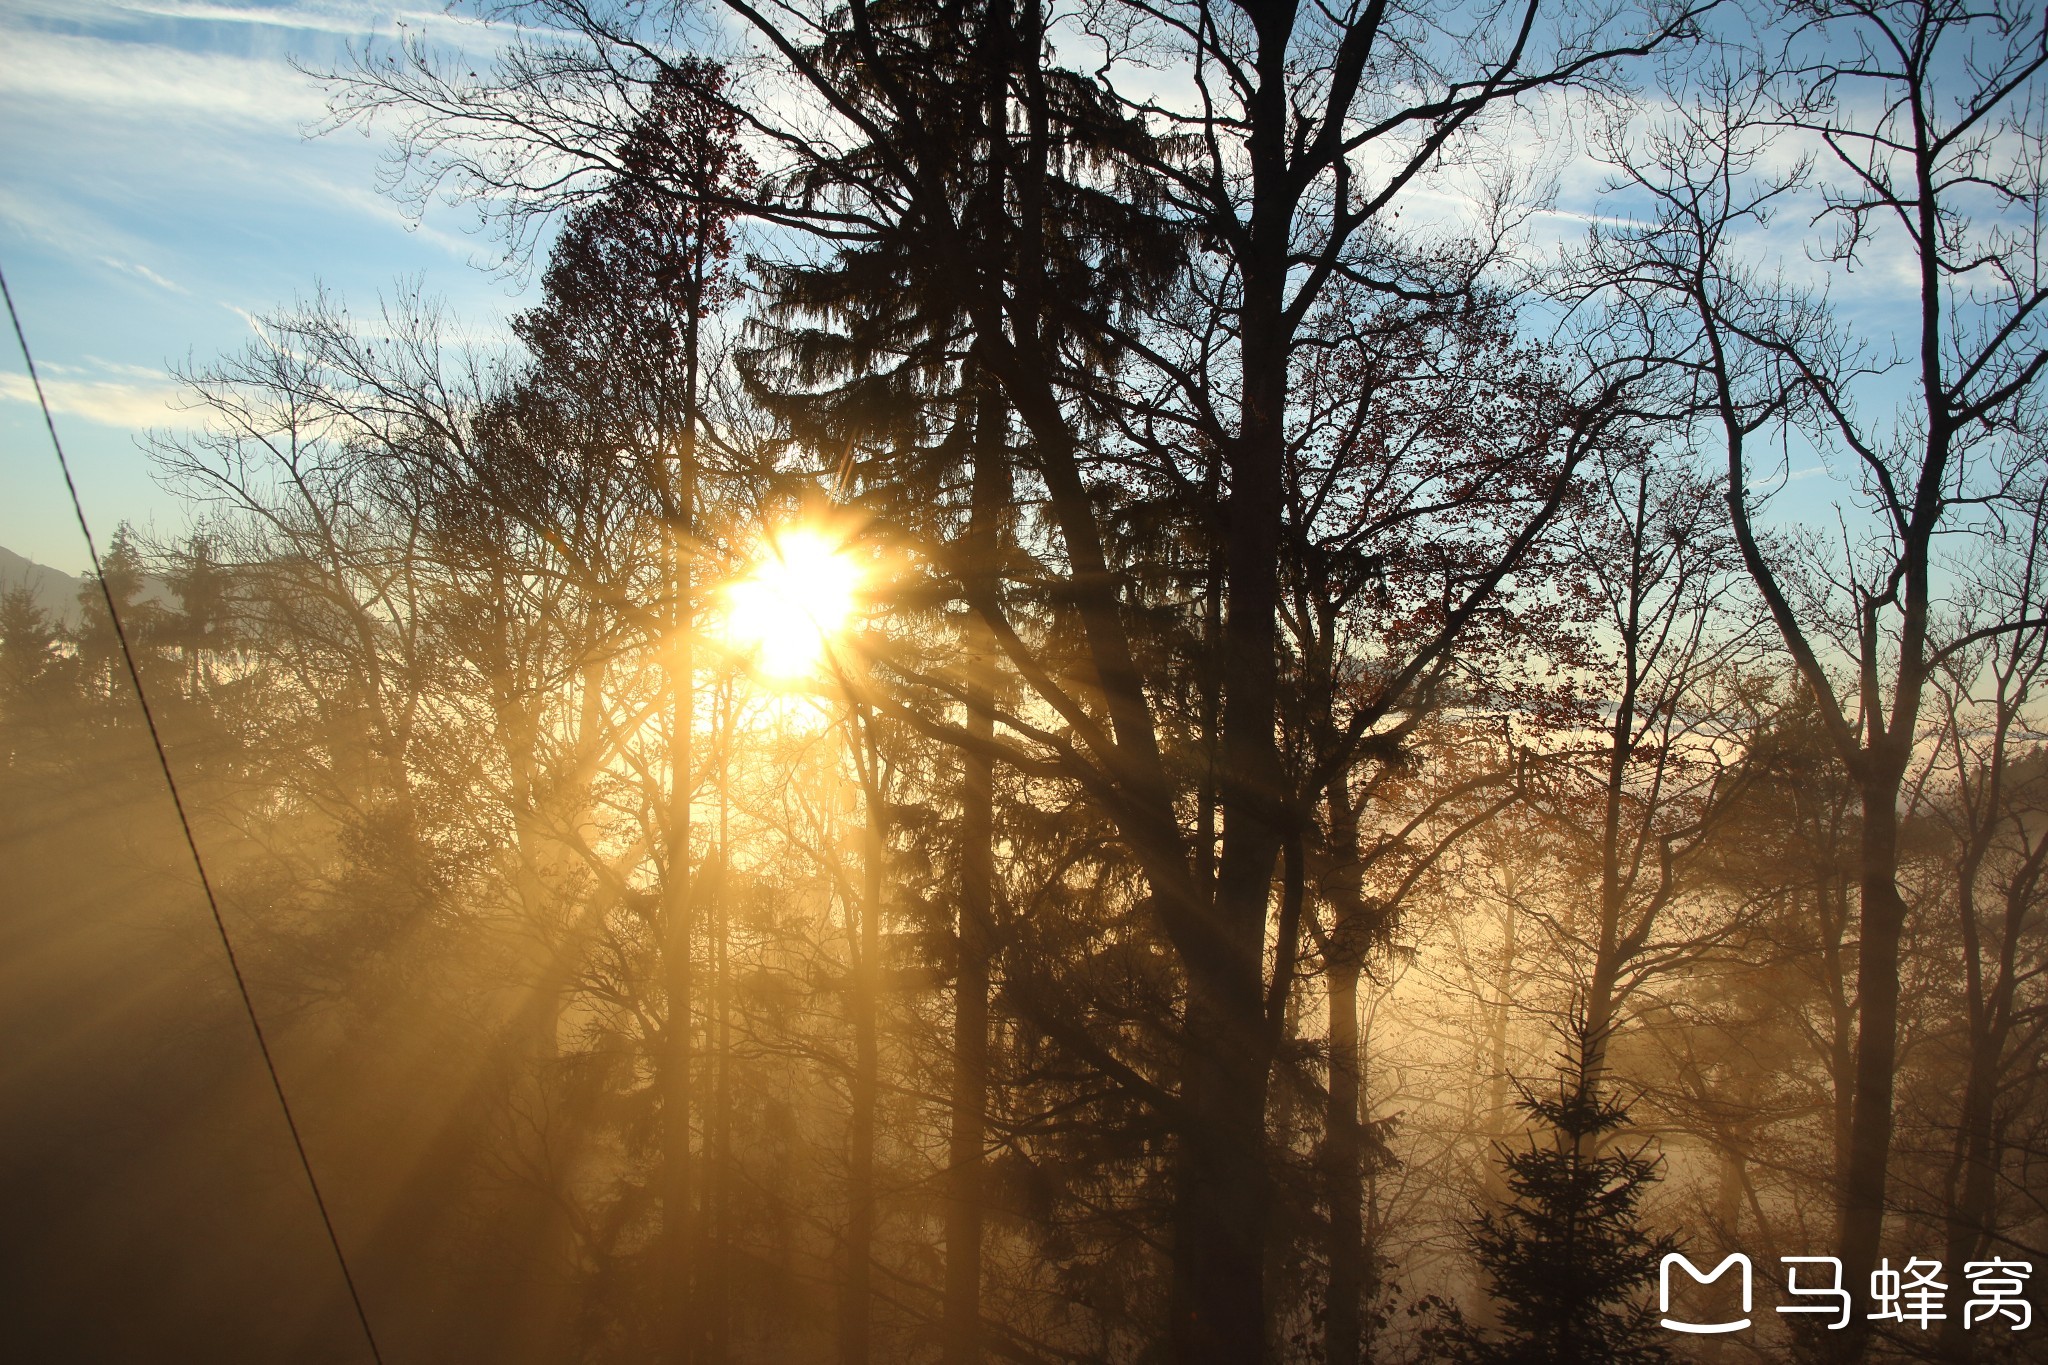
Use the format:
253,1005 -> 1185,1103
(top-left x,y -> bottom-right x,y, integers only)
720,526 -> 862,681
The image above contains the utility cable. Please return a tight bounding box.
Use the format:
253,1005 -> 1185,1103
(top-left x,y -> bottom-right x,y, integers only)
1,263 -> 388,1365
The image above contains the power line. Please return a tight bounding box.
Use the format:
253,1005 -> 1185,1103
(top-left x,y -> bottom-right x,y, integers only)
1,263 -> 388,1365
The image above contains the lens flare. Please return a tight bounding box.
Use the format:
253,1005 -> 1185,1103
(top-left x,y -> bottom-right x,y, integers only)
722,527 -> 862,680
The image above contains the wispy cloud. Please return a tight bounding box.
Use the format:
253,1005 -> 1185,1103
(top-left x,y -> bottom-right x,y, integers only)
0,26 -> 330,126
116,1 -> 443,35
284,173 -> 488,263
0,186 -> 144,266
221,302 -> 267,335
6,0 -> 463,40
0,369 -> 197,430
0,186 -> 195,299
6,0 -> 543,57
99,257 -> 189,295
82,356 -> 178,380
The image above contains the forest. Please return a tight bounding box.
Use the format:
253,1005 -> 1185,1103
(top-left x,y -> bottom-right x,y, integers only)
3,0 -> 2047,1361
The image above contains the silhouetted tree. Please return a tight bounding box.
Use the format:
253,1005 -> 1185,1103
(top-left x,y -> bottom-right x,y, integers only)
1580,9 -> 2048,1334
1440,1022 -> 1675,1365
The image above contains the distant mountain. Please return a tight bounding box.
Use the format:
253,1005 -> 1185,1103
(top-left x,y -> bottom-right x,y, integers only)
0,546 -> 87,627
0,546 -> 178,630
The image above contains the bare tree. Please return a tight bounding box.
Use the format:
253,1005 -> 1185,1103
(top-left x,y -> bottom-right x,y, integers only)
1920,473 -> 2048,1359
1578,10 -> 2048,1332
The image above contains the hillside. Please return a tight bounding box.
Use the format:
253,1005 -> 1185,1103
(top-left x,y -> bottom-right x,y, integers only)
0,546 -> 86,628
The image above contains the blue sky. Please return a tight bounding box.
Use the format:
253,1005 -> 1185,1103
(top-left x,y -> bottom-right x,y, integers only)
1,0 -> 537,572
0,0 -> 1931,579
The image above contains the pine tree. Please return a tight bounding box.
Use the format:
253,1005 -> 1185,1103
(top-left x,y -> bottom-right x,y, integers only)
73,524 -> 165,702
1454,1024 -> 1676,1365
0,587 -> 59,704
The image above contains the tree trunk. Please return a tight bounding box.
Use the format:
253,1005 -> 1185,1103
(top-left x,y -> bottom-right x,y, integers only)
1937,1027 -> 2002,1361
663,433 -> 698,1365
1836,782 -> 1907,1350
1487,880 -> 1518,1155
1171,454 -> 1284,1361
944,690 -> 993,1365
1814,876 -> 1856,1193
840,720 -> 883,1365
662,701 -> 695,1365
1583,602 -> 1640,1090
705,684 -> 734,1365
1170,961 -> 1274,1365
1321,781 -> 1372,1365
1167,31 -> 1294,1344
1325,956 -> 1364,1365
1938,857 -> 2032,1361
944,402 -> 1006,1365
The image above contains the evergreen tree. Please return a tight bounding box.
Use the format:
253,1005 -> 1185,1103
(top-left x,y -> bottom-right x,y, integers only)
164,535 -> 234,694
0,587 -> 60,705
73,524 -> 166,702
1451,1023 -> 1675,1364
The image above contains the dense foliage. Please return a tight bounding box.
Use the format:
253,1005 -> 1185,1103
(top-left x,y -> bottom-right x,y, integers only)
7,1 -> 2048,1362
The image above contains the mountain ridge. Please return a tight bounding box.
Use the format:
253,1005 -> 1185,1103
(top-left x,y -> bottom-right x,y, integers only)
0,546 -> 88,627
0,546 -> 179,629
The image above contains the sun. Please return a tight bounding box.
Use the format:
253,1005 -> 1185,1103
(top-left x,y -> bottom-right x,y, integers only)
721,527 -> 863,681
